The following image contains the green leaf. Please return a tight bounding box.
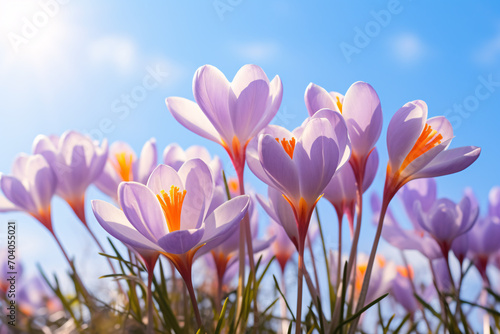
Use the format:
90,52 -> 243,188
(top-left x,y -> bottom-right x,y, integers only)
333,293 -> 389,334
273,275 -> 296,321
215,298 -> 229,334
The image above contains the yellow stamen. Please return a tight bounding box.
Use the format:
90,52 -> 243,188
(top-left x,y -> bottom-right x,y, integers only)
275,137 -> 296,159
400,123 -> 443,172
336,96 -> 343,114
111,152 -> 134,181
157,185 -> 187,232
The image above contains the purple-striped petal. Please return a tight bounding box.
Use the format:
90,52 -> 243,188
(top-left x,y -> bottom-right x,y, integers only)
412,146 -> 481,179
133,138 -> 157,184
304,83 -> 338,116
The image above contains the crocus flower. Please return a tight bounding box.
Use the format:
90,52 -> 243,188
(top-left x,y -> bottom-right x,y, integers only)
305,82 -> 382,178
92,159 -> 250,327
95,138 -> 157,200
33,130 -> 108,225
0,154 -> 56,232
92,159 -> 250,268
489,186 -> 500,219
166,64 -> 283,173
385,100 -> 480,199
248,108 -> 350,249
415,195 -> 478,257
163,143 -> 223,185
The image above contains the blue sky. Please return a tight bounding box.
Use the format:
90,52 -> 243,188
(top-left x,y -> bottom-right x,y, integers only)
0,0 -> 499,319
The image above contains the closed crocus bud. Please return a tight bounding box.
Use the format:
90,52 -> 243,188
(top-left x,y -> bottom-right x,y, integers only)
488,186 -> 500,219
468,215 -> 500,284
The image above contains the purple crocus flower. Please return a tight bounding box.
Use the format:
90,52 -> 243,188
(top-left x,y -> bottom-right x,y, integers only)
92,159 -> 249,273
391,266 -> 435,315
468,216 -> 500,284
166,64 -> 282,172
415,195 -> 478,257
33,130 -> 108,225
489,186 -> 500,219
248,108 -> 350,249
385,100 -> 480,199
163,143 -> 223,185
305,82 -> 382,179
95,138 -> 157,201
0,154 -> 56,232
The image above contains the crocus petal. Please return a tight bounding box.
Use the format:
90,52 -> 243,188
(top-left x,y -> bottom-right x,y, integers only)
362,148 -> 379,192
157,228 -> 205,255
232,79 -> 270,140
133,138 -> 157,184
119,182 -> 167,241
0,195 -> 21,212
0,175 -> 36,213
178,159 -> 214,230
146,164 -> 184,196
91,200 -> 163,252
231,64 -> 270,96
253,75 -> 283,135
247,125 -> 293,188
304,83 -> 338,116
342,82 -> 383,158
411,146 -> 481,179
199,195 -> 250,248
309,108 -> 351,169
489,186 -> 500,219
387,100 -> 427,172
259,134 -> 300,200
163,143 -> 185,170
193,65 -> 235,141
295,118 -> 340,204
166,97 -> 221,144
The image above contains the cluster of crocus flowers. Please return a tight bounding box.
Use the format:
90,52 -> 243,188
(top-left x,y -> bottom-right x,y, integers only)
0,63 -> 489,333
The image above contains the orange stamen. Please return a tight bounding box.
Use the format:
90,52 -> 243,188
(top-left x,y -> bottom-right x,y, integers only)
376,255 -> 386,268
228,178 -> 239,193
157,185 -> 187,232
400,124 -> 443,172
336,96 -> 343,114
275,137 -> 296,159
396,265 -> 415,279
111,152 -> 134,181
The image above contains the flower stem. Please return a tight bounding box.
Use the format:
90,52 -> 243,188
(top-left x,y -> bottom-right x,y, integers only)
296,246 -> 305,334
336,210 -> 343,292
147,270 -> 154,334
306,234 -> 321,296
185,274 -> 203,329
348,194 -> 389,334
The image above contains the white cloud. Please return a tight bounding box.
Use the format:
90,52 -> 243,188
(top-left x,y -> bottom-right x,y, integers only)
233,41 -> 280,62
88,36 -> 137,74
389,32 -> 428,66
